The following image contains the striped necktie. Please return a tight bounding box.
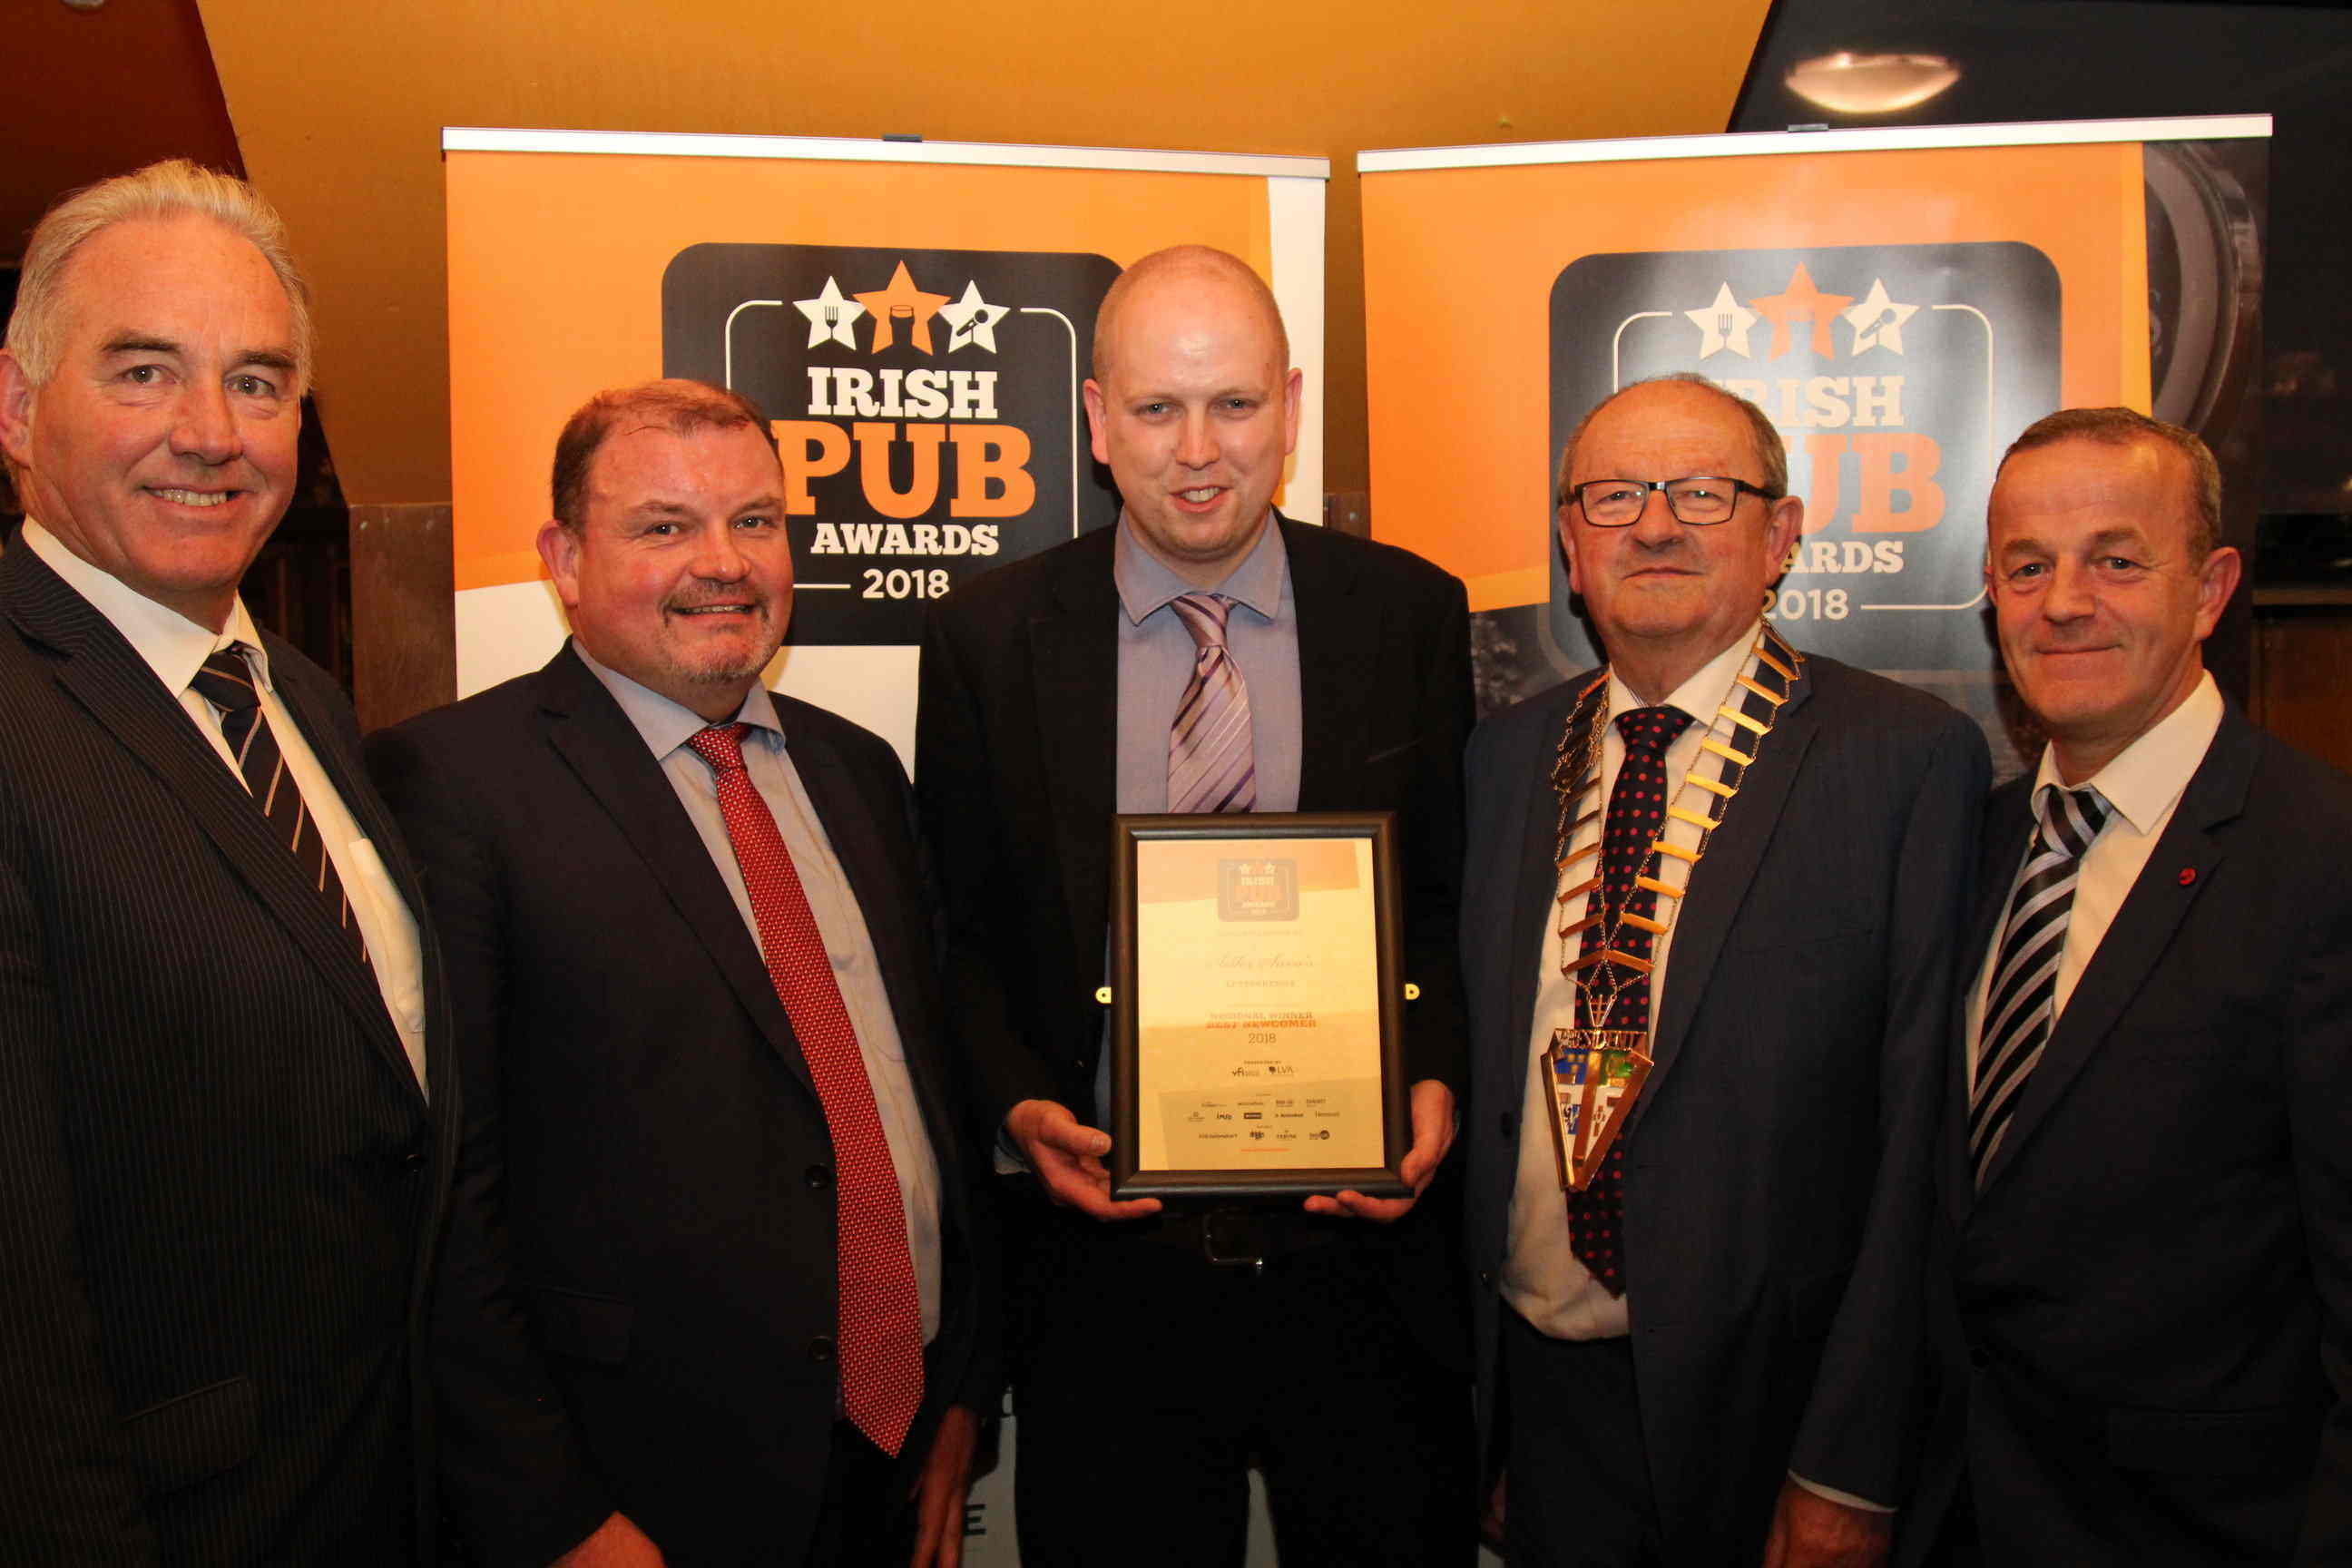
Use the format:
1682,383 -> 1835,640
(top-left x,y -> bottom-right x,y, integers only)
1168,593 -> 1256,814
1971,783 -> 2109,1186
189,645 -> 369,965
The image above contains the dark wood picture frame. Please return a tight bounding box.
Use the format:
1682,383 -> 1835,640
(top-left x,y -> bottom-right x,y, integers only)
1107,810 -> 1410,1200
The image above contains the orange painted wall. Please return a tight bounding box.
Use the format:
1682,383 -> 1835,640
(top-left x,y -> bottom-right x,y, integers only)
193,0 -> 1771,506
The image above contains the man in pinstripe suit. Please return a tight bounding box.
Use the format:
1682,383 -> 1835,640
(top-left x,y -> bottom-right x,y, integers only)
0,162 -> 454,1563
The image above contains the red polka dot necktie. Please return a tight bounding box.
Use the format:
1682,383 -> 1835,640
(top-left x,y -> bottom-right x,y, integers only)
687,723 -> 925,1455
1568,705 -> 1690,1296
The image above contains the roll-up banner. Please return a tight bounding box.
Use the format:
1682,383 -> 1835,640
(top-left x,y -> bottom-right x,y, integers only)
1362,116 -> 2269,777
445,128 -> 1329,768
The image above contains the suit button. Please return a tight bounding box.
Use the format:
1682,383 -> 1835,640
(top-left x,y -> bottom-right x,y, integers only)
808,1336 -> 838,1366
806,1163 -> 834,1191
1498,1112 -> 1516,1140
1968,1346 -> 1989,1371
399,1147 -> 427,1173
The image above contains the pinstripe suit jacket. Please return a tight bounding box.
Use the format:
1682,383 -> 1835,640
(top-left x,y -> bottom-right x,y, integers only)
0,544 -> 455,1565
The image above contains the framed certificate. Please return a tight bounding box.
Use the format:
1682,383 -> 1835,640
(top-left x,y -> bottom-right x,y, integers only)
1107,812 -> 1410,1200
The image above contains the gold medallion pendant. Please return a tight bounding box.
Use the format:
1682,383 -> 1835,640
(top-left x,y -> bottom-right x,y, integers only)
1544,1026 -> 1652,1191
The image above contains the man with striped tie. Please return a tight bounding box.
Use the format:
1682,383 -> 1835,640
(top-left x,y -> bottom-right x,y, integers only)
0,162 -> 450,1561
1933,407 -> 2352,1564
916,246 -> 1477,1566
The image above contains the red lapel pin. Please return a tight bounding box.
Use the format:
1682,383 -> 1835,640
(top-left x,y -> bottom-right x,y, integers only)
2177,867 -> 2198,887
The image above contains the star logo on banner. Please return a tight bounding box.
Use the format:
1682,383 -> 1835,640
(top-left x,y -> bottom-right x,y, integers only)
853,261 -> 953,354
1685,282 -> 1759,359
793,278 -> 867,350
1749,263 -> 1856,359
937,280 -> 1011,353
1844,278 -> 1920,355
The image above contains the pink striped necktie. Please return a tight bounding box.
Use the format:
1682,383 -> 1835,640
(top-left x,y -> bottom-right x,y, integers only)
685,722 -> 925,1455
1168,593 -> 1257,814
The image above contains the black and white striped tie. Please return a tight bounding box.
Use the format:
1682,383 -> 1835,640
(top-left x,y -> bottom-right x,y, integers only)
1970,783 -> 2108,1186
190,645 -> 371,966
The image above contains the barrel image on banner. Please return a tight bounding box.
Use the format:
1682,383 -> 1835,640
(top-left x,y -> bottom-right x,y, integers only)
1544,241 -> 2060,675
663,243 -> 1123,645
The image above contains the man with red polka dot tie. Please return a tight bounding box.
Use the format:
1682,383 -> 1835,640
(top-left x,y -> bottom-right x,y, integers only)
370,379 -> 993,1568
1458,376 -> 1987,1567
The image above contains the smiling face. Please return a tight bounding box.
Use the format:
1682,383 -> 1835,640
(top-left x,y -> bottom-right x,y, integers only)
1557,379 -> 1801,701
1083,262 -> 1300,587
1986,436 -> 2239,781
0,215 -> 300,631
538,420 -> 793,720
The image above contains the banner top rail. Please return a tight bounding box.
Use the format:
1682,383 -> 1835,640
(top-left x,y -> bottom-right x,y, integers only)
444,126 -> 1330,181
1358,113 -> 2271,174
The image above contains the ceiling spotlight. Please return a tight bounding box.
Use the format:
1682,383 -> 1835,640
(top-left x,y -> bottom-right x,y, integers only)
1786,52 -> 1961,115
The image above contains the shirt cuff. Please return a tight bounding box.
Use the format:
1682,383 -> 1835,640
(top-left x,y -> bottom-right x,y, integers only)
1788,1471 -> 1896,1514
994,1119 -> 1029,1175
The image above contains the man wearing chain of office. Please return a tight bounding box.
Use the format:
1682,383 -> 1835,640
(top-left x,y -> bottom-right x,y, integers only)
1459,374 -> 1987,1567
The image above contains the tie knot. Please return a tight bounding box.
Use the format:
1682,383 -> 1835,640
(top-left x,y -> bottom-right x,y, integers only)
685,722 -> 753,774
1170,593 -> 1235,652
191,647 -> 261,712
2034,783 -> 2110,857
1615,704 -> 1691,758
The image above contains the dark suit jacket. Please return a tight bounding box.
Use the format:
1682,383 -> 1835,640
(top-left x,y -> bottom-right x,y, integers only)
914,515 -> 1474,1359
367,642 -> 994,1568
1934,701 -> 2352,1565
0,544 -> 455,1565
1461,652 -> 1985,1563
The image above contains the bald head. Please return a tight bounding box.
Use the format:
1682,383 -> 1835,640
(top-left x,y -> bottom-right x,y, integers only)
1091,245 -> 1289,385
1081,244 -> 1301,586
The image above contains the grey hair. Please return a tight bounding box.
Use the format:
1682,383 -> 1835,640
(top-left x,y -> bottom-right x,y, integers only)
5,159 -> 313,393
1556,373 -> 1788,506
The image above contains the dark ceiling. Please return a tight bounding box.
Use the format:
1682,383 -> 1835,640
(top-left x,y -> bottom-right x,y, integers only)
1,0 -> 240,266
1735,0 -> 2352,520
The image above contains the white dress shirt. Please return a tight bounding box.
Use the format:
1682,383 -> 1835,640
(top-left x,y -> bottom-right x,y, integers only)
1966,671 -> 2224,1086
1502,629 -> 1757,1339
21,520 -> 430,1094
576,644 -> 945,1342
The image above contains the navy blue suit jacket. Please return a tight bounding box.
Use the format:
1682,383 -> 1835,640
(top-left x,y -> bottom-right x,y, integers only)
1462,651 -> 1985,1562
1935,701 -> 2352,1565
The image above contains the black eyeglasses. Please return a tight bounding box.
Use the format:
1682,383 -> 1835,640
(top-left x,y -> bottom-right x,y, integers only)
1563,476 -> 1780,527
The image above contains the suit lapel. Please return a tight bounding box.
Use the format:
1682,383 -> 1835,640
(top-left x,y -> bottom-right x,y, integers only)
1975,709 -> 2256,1195
1286,516 -> 1366,806
1635,658 -> 1819,1122
8,549 -> 418,1094
1508,681 -> 1591,1068
1027,532 -> 1120,981
535,648 -> 818,1101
